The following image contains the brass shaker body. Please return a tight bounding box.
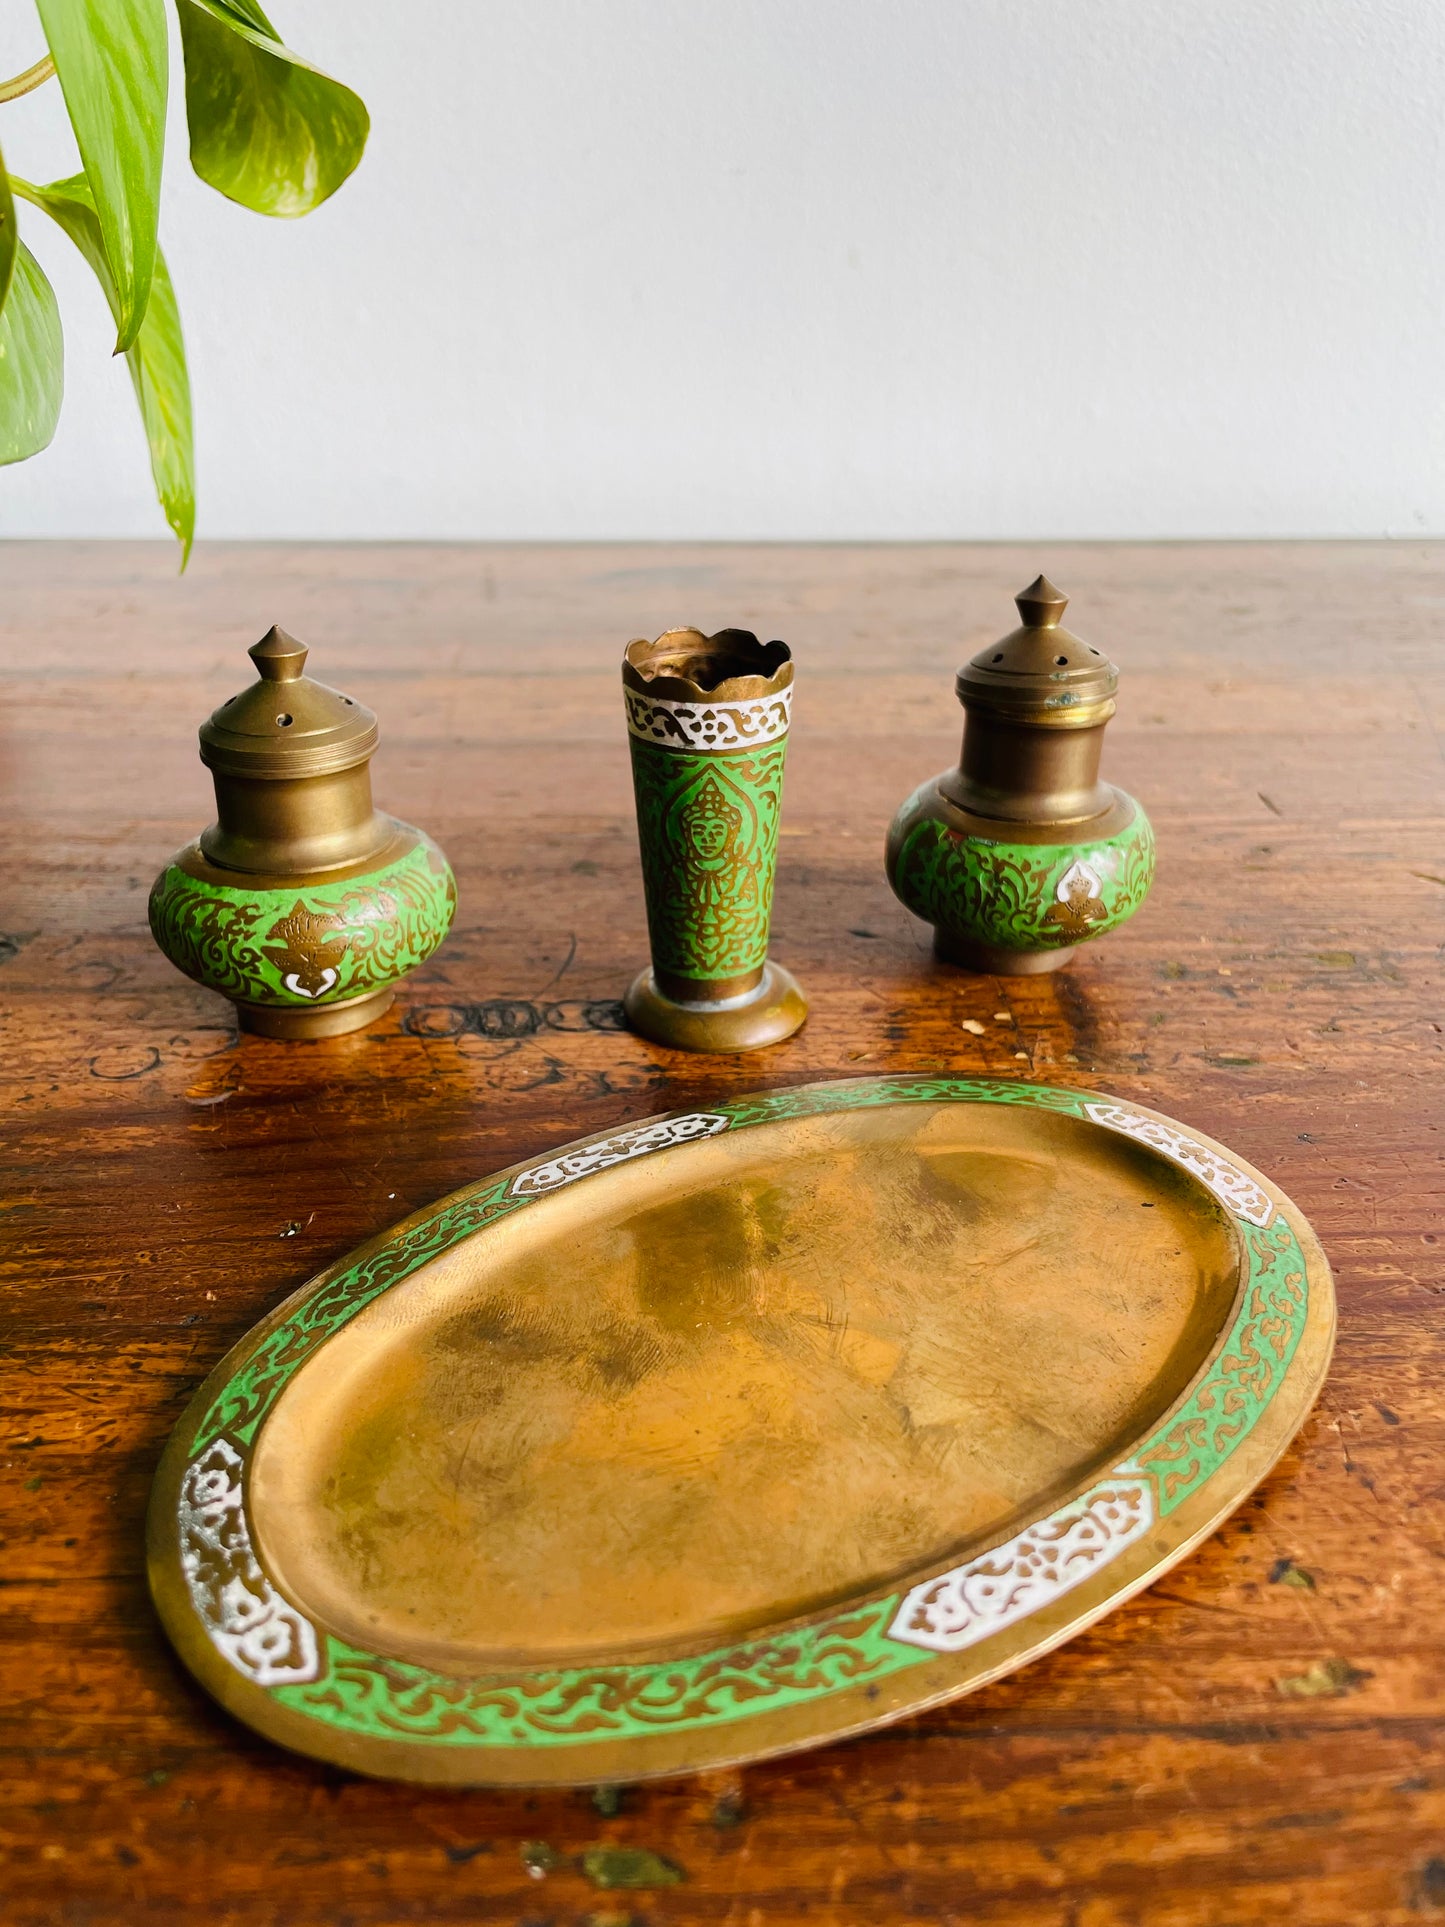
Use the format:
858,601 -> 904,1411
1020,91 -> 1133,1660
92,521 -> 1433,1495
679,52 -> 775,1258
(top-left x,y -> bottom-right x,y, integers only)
886,578 -> 1155,973
149,628 -> 456,1037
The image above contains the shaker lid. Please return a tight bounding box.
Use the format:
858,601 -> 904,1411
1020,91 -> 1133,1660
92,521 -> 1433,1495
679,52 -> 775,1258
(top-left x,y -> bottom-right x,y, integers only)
199,627 -> 379,779
956,577 -> 1118,726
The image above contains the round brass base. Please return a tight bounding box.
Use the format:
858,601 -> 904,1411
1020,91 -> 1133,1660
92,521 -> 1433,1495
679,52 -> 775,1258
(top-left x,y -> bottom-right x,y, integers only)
934,932 -> 1077,976
237,987 -> 394,1039
624,961 -> 808,1054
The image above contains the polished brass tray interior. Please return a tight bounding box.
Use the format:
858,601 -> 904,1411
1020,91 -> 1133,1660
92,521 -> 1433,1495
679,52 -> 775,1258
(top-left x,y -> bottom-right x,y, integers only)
149,1077 -> 1333,1785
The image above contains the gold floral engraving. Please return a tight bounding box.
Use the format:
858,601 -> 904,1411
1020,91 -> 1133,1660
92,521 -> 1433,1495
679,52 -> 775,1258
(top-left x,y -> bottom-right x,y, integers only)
1042,859 -> 1110,938
262,904 -> 353,998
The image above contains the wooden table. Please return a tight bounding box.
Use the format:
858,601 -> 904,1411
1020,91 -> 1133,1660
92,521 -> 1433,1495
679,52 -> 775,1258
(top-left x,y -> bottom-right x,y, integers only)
3,541 -> 1440,1926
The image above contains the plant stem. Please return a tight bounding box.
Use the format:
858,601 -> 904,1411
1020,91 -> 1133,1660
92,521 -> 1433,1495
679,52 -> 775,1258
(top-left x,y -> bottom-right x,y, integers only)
0,54 -> 56,105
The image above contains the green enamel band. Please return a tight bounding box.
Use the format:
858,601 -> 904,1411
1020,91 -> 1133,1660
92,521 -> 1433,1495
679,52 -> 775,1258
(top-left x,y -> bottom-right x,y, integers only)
890,795 -> 1155,953
628,736 -> 787,983
149,829 -> 456,1010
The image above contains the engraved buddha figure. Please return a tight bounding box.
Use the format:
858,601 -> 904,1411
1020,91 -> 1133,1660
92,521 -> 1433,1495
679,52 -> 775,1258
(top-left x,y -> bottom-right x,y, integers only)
681,777 -> 742,872
665,775 -> 761,967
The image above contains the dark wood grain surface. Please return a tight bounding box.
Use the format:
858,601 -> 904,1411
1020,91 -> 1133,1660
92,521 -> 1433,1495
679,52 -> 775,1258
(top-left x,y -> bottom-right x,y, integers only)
2,540 -> 1441,1927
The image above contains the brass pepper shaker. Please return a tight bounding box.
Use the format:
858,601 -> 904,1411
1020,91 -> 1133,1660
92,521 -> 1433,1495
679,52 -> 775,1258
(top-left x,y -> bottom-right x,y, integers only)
885,577 -> 1154,973
149,626 -> 456,1037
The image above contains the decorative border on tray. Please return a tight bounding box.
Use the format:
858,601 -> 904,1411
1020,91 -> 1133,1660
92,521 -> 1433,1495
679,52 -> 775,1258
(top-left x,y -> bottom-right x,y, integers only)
176,1079 -> 1310,1749
623,684 -> 792,751
179,1439 -> 320,1687
1083,1102 -> 1274,1227
510,1112 -> 729,1196
888,1475 -> 1156,1654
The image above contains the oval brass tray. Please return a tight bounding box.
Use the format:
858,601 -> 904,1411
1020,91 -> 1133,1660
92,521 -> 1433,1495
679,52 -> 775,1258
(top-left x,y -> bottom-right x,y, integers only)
148,1076 -> 1334,1785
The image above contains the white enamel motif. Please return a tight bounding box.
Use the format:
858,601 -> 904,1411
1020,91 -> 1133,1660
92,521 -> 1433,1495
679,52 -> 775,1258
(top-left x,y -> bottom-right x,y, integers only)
624,685 -> 792,751
178,1439 -> 319,1686
1083,1102 -> 1276,1227
1055,857 -> 1105,902
283,967 -> 338,999
510,1113 -> 732,1197
888,1478 -> 1156,1654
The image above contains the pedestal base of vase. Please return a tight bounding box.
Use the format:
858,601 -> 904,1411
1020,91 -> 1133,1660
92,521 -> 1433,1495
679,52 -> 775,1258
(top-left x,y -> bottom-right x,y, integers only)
933,933 -> 1078,976
625,961 -> 807,1054
237,987 -> 394,1040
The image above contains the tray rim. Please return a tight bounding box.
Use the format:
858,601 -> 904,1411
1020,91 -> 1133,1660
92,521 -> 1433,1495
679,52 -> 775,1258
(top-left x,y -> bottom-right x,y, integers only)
147,1075 -> 1336,1785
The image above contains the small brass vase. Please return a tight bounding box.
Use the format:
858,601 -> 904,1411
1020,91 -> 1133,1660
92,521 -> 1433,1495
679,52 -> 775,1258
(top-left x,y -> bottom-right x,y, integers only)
885,577 -> 1154,974
149,627 -> 457,1037
622,627 -> 807,1052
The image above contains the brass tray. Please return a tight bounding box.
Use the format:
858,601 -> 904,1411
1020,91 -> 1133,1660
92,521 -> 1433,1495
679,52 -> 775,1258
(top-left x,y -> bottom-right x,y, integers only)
148,1076 -> 1334,1785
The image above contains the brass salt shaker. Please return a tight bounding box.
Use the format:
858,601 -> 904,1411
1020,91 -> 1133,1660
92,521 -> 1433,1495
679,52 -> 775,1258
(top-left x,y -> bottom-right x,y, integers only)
149,626 -> 456,1036
885,577 -> 1154,972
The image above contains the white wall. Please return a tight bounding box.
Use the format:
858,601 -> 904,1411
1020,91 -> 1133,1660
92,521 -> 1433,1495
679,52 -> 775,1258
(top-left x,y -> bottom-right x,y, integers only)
2,0 -> 1442,542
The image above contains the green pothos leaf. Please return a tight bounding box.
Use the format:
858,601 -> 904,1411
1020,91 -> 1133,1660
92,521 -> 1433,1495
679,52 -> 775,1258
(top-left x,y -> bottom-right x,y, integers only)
33,0 -> 167,353
202,0 -> 272,31
0,241 -> 64,464
119,247 -> 192,561
0,143 -> 17,321
176,0 -> 369,217
13,174 -> 194,561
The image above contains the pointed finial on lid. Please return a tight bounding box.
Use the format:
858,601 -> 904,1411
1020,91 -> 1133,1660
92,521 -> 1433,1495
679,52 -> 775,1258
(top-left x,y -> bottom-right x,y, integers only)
1015,576 -> 1069,629
249,625 -> 309,681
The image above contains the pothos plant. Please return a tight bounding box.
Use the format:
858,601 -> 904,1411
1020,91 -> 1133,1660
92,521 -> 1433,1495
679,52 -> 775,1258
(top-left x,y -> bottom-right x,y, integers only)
0,0 -> 367,563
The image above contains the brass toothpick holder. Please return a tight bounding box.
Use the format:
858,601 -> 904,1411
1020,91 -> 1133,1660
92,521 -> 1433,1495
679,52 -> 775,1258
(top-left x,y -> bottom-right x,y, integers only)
885,577 -> 1154,973
149,627 -> 456,1037
622,627 -> 807,1052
